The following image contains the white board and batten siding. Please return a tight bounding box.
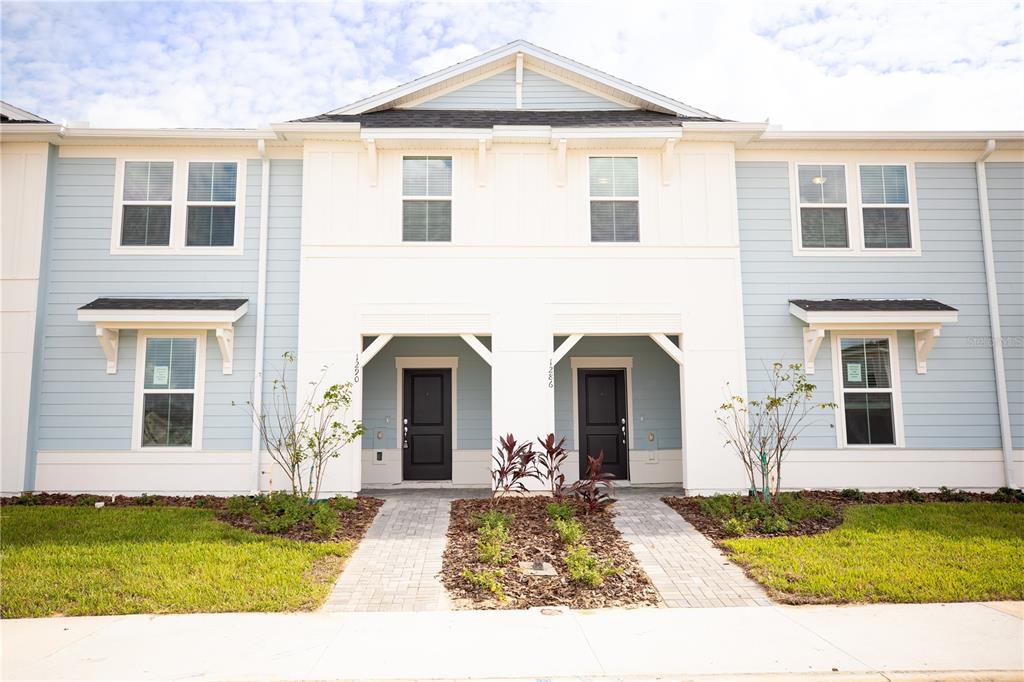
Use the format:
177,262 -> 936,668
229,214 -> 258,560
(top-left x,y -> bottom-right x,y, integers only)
736,159 -> 1024,490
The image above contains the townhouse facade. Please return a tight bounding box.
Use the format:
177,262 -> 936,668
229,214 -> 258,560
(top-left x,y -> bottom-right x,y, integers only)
1,41 -> 1021,496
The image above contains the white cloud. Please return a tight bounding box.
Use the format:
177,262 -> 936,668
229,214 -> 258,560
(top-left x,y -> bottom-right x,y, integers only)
1,0 -> 1021,130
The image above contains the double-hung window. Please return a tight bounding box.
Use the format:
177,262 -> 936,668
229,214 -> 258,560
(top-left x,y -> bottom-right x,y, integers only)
402,156 -> 452,242
797,164 -> 849,249
186,162 -> 239,247
136,335 -> 203,448
860,165 -> 912,249
838,336 -> 899,446
120,161 -> 174,246
589,157 -> 639,242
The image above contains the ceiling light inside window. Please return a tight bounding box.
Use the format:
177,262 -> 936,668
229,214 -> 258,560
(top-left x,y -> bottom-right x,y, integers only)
811,176 -> 828,185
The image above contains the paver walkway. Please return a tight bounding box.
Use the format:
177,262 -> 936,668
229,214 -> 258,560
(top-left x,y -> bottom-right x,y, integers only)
321,489 -> 485,612
612,488 -> 772,607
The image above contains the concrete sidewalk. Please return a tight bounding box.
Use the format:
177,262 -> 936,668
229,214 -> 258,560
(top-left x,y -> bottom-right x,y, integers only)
2,602 -> 1021,681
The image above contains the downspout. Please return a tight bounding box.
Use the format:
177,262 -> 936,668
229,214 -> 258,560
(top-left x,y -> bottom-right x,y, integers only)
975,140 -> 1015,488
250,139 -> 271,493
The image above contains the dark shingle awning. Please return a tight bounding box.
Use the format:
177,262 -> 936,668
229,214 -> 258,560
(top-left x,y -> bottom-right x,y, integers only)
788,298 -> 959,375
78,297 -> 248,312
789,298 -> 957,313
290,109 -> 715,127
76,298 -> 249,375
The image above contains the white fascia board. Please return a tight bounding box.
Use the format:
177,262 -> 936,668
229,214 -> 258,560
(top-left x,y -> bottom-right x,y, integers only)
328,39 -> 716,118
61,128 -> 277,142
552,127 -> 684,140
77,303 -> 249,326
271,122 -> 361,134
788,303 -> 959,326
761,130 -> 1024,142
360,128 -> 492,141
0,123 -> 65,141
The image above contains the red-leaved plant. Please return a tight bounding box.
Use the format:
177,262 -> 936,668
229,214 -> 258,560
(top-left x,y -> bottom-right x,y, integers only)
570,451 -> 615,513
536,433 -> 569,497
491,433 -> 539,503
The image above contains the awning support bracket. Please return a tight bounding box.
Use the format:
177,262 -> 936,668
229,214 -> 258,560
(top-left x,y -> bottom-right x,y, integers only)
803,328 -> 826,375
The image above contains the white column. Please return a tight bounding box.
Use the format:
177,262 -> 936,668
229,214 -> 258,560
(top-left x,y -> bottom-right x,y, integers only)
490,307 -> 553,487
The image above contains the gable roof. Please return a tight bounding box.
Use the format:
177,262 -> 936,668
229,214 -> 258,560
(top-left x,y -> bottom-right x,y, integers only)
0,101 -> 51,123
323,40 -> 719,119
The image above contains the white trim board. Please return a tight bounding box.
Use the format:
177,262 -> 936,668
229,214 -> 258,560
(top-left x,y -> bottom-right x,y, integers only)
569,357 -> 635,454
394,356 -> 460,454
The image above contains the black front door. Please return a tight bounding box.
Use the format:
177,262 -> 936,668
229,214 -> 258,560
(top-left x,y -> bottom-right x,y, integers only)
402,368 -> 453,480
577,369 -> 629,480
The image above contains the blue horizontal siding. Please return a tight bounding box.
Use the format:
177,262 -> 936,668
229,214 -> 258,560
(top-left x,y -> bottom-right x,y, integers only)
736,161 -> 1001,450
35,157 -> 263,451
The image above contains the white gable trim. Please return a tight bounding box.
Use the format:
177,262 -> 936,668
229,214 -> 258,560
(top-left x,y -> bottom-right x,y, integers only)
329,40 -> 715,118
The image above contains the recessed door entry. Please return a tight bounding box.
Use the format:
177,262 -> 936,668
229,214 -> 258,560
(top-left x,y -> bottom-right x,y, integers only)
402,368 -> 453,480
577,368 -> 629,480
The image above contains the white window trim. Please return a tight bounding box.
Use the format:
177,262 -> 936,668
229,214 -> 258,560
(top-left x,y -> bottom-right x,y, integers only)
131,330 -> 207,452
830,331 -> 905,449
569,356 -> 635,452
111,155 -> 247,256
586,154 -> 641,244
400,155 -> 454,244
394,356 -> 459,451
790,161 -> 921,257
855,162 -> 920,254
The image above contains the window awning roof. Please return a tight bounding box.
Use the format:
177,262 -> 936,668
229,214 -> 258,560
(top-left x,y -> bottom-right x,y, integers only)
77,298 -> 249,375
788,298 -> 959,375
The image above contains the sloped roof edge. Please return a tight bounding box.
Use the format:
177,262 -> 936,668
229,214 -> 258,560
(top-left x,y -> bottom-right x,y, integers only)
326,40 -> 719,119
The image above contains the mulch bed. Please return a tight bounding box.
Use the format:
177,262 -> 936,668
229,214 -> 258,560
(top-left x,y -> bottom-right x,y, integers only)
663,489 -> 1019,542
442,497 -> 659,610
1,492 -> 384,545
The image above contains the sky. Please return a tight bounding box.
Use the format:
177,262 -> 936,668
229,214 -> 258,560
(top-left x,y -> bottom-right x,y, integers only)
1,1 -> 1022,130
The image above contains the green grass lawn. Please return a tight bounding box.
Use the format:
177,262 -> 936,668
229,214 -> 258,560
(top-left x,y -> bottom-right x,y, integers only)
724,502 -> 1024,604
0,506 -> 353,618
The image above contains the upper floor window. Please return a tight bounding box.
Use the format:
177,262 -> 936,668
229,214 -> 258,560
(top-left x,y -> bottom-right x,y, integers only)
589,156 -> 639,242
402,156 -> 452,242
797,164 -> 848,249
121,161 -> 173,246
186,162 -> 238,247
860,165 -> 911,249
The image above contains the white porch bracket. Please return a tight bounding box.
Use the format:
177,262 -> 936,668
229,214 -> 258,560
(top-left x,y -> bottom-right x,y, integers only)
914,327 -> 940,374
649,332 -> 684,366
803,327 -> 826,375
476,139 -> 488,186
365,138 -> 378,186
215,327 -> 235,375
661,138 -> 677,186
95,326 -> 119,374
555,138 -> 567,186
359,334 -> 393,367
460,334 -> 493,365
551,333 -> 584,366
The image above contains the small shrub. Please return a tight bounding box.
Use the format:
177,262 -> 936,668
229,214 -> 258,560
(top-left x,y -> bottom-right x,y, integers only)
994,487 -> 1024,503
759,513 -> 790,534
570,452 -> 615,513
12,493 -> 40,506
226,492 -> 317,534
537,433 -> 570,497
564,544 -> 620,587
136,494 -> 155,506
551,517 -> 585,545
776,493 -> 834,522
226,495 -> 256,517
698,494 -> 742,520
477,537 -> 511,565
938,486 -> 970,502
901,488 -> 925,503
331,496 -> 357,511
76,495 -> 102,507
546,502 -> 576,521
478,523 -> 510,545
310,503 -> 339,539
491,434 -> 539,501
722,517 -> 752,537
472,509 -> 513,531
462,568 -> 506,601
840,488 -> 865,501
